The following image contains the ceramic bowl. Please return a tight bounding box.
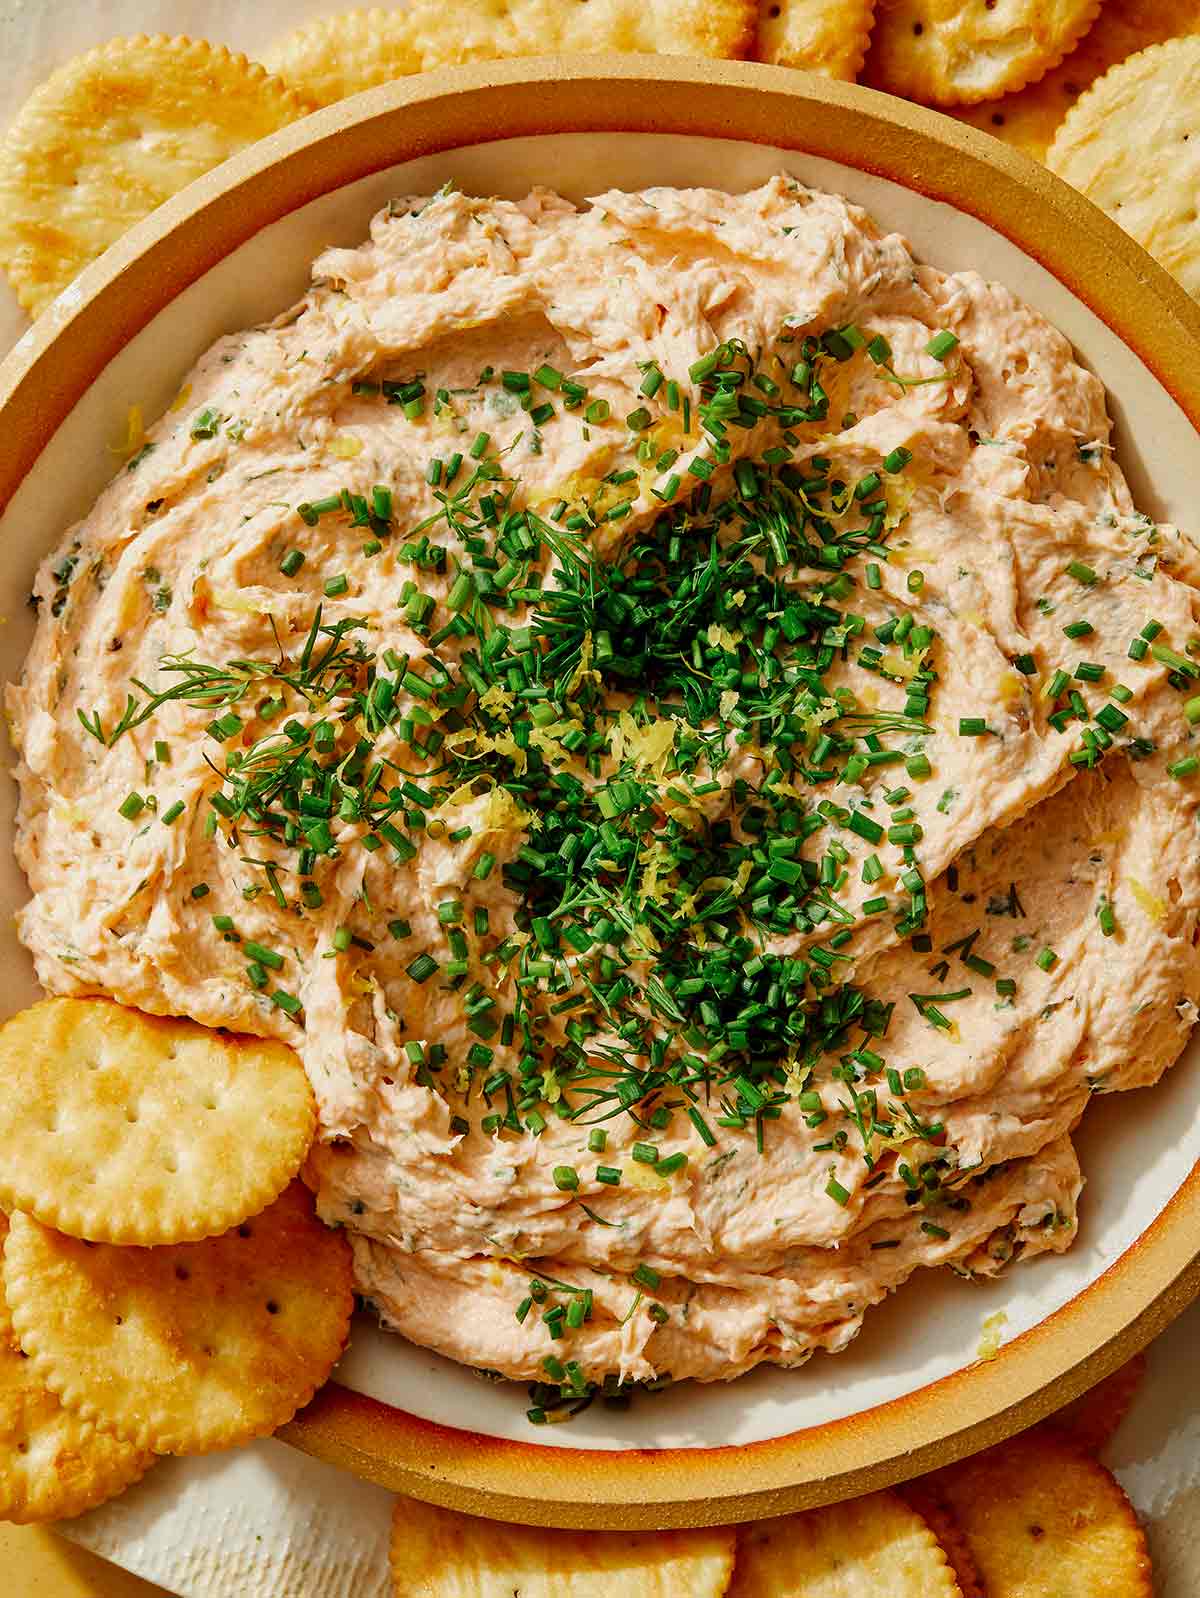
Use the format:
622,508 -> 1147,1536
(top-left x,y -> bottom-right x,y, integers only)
2,56 -> 1199,1529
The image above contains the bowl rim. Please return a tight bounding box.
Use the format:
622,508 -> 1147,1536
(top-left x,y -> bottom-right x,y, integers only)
4,53 -> 1200,1529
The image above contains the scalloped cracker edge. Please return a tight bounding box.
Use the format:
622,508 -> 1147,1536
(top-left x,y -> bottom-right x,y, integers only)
0,34 -> 309,317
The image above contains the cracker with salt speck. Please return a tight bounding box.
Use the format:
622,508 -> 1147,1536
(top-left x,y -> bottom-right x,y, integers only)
865,0 -> 1102,107
729,1489 -> 963,1596
263,1 -> 756,109
933,1431 -> 1153,1597
2,1182 -> 352,1455
0,35 -> 308,318
389,1495 -> 737,1596
0,998 -> 315,1245
0,1217 -> 153,1522
1048,35 -> 1200,297
754,0 -> 876,79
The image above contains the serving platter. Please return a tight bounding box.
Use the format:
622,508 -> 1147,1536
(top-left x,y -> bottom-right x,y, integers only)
2,56 -> 1200,1530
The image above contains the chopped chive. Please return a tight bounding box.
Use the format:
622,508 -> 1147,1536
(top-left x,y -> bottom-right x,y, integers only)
925,330 -> 958,360
243,940 -> 283,971
848,810 -> 884,844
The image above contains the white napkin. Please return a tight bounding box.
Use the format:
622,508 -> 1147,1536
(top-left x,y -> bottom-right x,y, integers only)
64,1441 -> 394,1597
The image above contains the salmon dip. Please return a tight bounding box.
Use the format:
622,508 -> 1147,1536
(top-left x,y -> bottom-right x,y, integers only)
11,177 -> 1200,1415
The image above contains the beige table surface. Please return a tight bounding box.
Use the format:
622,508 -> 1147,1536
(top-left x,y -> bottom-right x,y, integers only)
2,6 -> 1200,1596
3,1526 -> 167,1595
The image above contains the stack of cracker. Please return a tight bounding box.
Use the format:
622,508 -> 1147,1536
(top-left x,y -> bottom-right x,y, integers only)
0,998 -> 353,1521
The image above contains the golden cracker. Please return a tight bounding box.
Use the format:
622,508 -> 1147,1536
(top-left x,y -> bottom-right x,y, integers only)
953,0 -> 1200,161
1048,35 -> 1200,297
3,1182 -> 353,1456
0,35 -> 308,318
263,2 -> 755,109
864,0 -> 1102,107
934,1431 -> 1154,1597
1045,1353 -> 1147,1454
0,1218 -> 151,1523
389,1496 -> 737,1596
728,1489 -> 963,1596
754,0 -> 876,79
0,999 -> 315,1245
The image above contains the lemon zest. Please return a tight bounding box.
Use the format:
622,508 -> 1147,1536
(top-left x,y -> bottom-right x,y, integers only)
109,404 -> 145,460
1128,877 -> 1167,923
976,1310 -> 1008,1362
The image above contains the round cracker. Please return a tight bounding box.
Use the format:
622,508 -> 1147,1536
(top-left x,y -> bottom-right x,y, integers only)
1048,35 -> 1200,297
728,1489 -> 963,1596
262,1 -> 756,109
0,35 -> 308,318
2,1182 -> 353,1456
754,0 -> 877,78
1045,1353 -> 1147,1454
388,1496 -> 736,1595
953,1 -> 1200,161
0,1218 -> 152,1523
864,0 -> 1102,107
0,998 -> 316,1245
934,1431 -> 1154,1597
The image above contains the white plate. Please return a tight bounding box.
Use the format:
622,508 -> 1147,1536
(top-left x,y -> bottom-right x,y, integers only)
2,67 -> 1198,1519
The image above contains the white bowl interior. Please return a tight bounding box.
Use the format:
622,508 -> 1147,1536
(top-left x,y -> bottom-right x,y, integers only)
2,131 -> 1197,1452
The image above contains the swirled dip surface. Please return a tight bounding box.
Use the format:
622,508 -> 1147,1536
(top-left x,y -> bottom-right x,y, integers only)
11,179 -> 1200,1400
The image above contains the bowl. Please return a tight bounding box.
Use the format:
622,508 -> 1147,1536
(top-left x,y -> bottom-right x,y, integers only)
2,55 -> 1199,1531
